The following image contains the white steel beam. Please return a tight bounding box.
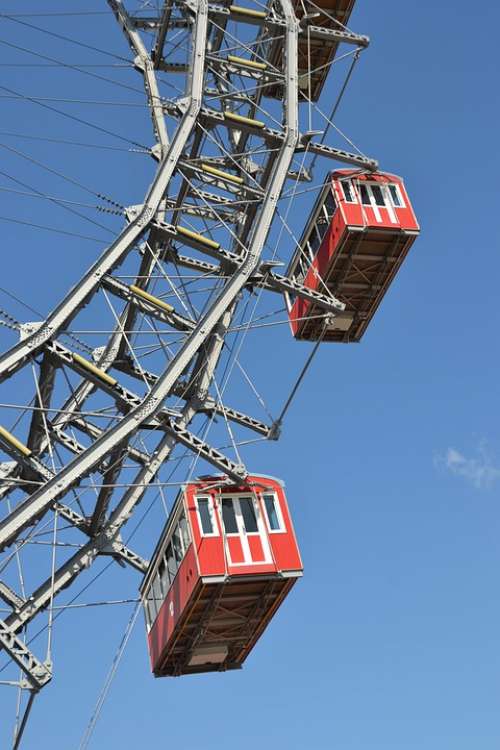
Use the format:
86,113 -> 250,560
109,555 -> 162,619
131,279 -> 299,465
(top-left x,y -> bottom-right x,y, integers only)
0,0 -> 204,383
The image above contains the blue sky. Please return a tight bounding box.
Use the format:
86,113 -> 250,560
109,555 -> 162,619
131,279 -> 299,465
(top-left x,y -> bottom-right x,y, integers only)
0,0 -> 499,748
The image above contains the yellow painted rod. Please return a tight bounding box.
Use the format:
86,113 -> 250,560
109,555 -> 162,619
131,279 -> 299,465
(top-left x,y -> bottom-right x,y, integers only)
72,353 -> 118,387
229,5 -> 267,19
224,110 -> 265,129
201,163 -> 244,185
177,226 -> 221,250
0,425 -> 31,457
227,54 -> 267,71
130,285 -> 175,313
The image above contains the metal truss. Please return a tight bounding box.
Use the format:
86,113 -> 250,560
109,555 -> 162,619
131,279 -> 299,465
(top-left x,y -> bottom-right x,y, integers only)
0,0 -> 377,702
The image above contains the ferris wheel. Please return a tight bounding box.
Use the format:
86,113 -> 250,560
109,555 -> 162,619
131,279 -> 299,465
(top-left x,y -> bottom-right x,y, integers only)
0,1 -> 418,746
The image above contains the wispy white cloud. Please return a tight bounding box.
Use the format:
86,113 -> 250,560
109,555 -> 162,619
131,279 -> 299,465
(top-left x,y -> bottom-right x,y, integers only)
437,442 -> 500,489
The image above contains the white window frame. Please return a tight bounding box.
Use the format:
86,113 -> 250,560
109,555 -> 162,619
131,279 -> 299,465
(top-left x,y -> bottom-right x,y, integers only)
219,493 -> 272,565
144,592 -> 155,631
338,177 -> 361,206
178,512 -> 191,553
358,181 -> 379,207
370,182 -> 388,208
157,557 -> 169,597
220,495 -> 241,537
171,525 -> 185,568
152,575 -> 163,615
340,180 -> 357,203
387,182 -> 405,208
144,585 -> 159,632
195,495 -> 219,537
261,492 -> 286,534
228,495 -> 261,537
324,187 -> 337,216
357,181 -> 398,224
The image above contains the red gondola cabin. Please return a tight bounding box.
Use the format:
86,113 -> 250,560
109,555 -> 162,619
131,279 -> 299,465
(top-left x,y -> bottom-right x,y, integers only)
286,170 -> 420,342
140,474 -> 302,677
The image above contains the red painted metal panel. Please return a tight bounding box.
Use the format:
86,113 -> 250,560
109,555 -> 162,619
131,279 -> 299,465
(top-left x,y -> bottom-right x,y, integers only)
226,535 -> 245,565
266,487 -> 303,571
247,534 -> 266,562
185,483 -> 226,577
289,210 -> 346,336
147,544 -> 199,671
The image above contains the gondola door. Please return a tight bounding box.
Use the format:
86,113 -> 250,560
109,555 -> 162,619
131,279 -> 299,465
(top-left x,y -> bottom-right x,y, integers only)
358,181 -> 398,225
220,495 -> 271,566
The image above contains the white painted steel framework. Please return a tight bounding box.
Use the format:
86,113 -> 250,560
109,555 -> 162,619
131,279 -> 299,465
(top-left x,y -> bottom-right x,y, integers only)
0,0 -> 377,740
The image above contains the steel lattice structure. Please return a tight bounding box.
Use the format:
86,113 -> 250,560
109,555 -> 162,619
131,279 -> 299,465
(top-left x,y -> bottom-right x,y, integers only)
0,0 -> 377,742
